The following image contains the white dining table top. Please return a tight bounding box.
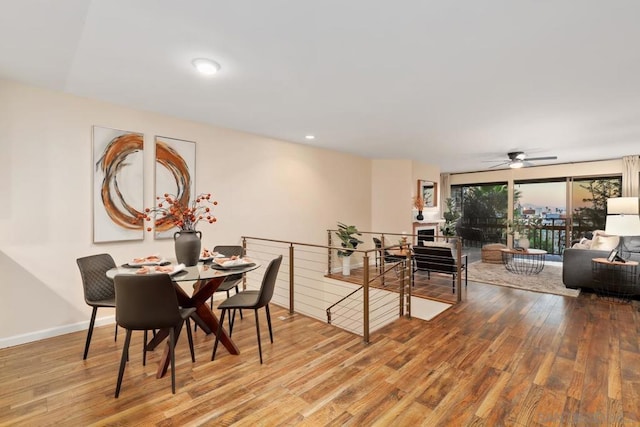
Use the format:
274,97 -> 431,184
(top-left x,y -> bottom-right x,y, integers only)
106,261 -> 260,282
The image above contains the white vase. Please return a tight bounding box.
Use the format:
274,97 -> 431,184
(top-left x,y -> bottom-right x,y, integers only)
517,237 -> 530,250
342,256 -> 351,276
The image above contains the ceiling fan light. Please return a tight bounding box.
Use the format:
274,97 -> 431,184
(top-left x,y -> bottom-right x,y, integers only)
192,58 -> 221,75
510,160 -> 524,169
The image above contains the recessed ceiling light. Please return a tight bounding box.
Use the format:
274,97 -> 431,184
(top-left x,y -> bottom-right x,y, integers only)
305,135 -> 315,140
192,58 -> 221,75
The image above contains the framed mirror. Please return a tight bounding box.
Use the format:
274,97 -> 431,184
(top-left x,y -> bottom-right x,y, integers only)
418,180 -> 437,208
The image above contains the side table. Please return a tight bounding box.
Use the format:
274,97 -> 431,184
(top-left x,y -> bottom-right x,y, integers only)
591,257 -> 639,303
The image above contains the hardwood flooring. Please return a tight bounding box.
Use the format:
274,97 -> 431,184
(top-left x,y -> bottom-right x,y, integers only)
2,281 -> 640,426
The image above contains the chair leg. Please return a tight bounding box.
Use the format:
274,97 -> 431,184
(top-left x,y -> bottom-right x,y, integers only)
83,307 -> 98,360
235,286 -> 243,319
211,309 -> 226,361
143,330 -> 148,366
185,318 -> 195,363
169,327 -> 176,394
115,329 -> 132,398
114,323 -> 118,342
229,309 -> 237,336
265,304 -> 273,343
254,309 -> 263,364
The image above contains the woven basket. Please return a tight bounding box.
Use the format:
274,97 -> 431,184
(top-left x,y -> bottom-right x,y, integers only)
481,243 -> 507,264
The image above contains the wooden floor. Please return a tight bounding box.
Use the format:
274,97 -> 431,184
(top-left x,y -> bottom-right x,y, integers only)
2,281 -> 640,426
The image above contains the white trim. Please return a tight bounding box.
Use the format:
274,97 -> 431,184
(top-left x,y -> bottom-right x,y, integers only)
0,315 -> 115,349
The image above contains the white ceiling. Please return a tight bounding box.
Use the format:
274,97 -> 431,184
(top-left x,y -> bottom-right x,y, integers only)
2,0 -> 639,173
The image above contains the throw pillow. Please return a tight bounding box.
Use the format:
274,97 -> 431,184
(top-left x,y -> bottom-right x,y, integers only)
590,234 -> 620,251
572,238 -> 592,249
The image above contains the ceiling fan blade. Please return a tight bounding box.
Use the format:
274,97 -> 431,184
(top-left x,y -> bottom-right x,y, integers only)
526,156 -> 557,161
488,162 -> 509,169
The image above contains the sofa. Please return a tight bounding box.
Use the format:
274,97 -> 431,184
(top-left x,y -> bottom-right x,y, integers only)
562,234 -> 640,292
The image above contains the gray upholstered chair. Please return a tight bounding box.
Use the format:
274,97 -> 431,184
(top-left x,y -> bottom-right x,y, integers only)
212,245 -> 245,299
114,274 -> 196,397
194,245 -> 245,331
76,253 -> 117,359
211,255 -> 282,364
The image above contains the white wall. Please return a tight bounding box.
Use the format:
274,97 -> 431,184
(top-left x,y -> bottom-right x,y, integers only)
0,79 -> 382,344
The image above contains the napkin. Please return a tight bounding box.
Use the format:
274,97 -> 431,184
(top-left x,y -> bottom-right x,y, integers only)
216,258 -> 250,267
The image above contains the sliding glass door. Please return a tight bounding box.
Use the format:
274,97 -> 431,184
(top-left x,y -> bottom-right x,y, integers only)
570,176 -> 621,240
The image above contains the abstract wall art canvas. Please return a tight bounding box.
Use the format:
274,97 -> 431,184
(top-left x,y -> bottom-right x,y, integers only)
92,126 -> 144,243
154,136 -> 196,239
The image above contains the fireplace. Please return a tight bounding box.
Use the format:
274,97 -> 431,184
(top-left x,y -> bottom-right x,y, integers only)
413,221 -> 443,245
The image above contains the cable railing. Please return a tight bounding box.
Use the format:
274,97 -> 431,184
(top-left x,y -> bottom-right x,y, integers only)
241,236 -> 412,343
240,231 -> 463,343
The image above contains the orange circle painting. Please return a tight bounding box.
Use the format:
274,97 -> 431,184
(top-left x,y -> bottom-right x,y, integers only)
93,128 -> 194,242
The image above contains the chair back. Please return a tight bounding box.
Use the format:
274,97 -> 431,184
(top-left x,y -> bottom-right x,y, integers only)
77,253 -> 117,304
255,255 -> 283,308
114,274 -> 183,330
214,245 -> 244,257
413,245 -> 456,273
372,237 -> 382,249
214,245 -> 245,282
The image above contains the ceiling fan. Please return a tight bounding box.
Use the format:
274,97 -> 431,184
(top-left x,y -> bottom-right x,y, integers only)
487,151 -> 558,169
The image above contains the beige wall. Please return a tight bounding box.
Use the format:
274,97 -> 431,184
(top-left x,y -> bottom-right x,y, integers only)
1,79 -> 384,344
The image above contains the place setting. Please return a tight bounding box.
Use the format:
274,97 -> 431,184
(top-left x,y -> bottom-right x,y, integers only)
121,254 -> 187,276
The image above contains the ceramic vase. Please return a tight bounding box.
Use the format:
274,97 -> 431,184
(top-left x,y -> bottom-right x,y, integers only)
342,256 -> 351,276
517,237 -> 530,250
174,230 -> 202,266
416,211 -> 424,221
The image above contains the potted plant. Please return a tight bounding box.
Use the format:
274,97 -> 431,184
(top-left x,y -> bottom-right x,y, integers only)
335,222 -> 364,276
440,197 -> 460,239
505,215 -> 542,249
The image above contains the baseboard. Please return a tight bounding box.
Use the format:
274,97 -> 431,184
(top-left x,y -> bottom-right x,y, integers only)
0,315 -> 116,349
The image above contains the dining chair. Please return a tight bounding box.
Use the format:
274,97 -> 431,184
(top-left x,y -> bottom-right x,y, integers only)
194,244 -> 245,332
113,274 -> 196,397
211,255 -> 283,364
76,253 -> 118,360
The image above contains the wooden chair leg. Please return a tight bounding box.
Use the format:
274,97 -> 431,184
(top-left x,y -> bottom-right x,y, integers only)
255,309 -> 263,364
83,307 -> 98,360
211,309 -> 226,361
115,329 -> 132,398
114,323 -> 118,342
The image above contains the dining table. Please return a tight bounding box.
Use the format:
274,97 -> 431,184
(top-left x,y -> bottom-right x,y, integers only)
107,260 -> 260,378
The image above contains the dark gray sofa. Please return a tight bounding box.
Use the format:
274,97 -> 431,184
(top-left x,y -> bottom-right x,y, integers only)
562,235 -> 640,292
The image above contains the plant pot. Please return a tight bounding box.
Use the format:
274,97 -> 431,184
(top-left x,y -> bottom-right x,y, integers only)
517,237 -> 530,250
342,256 -> 351,276
174,230 -> 202,266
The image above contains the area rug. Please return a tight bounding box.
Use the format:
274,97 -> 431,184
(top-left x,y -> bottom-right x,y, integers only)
411,296 -> 452,321
467,261 -> 580,297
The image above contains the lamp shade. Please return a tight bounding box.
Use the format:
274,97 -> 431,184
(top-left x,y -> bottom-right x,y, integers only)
605,214 -> 640,236
607,197 -> 639,215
